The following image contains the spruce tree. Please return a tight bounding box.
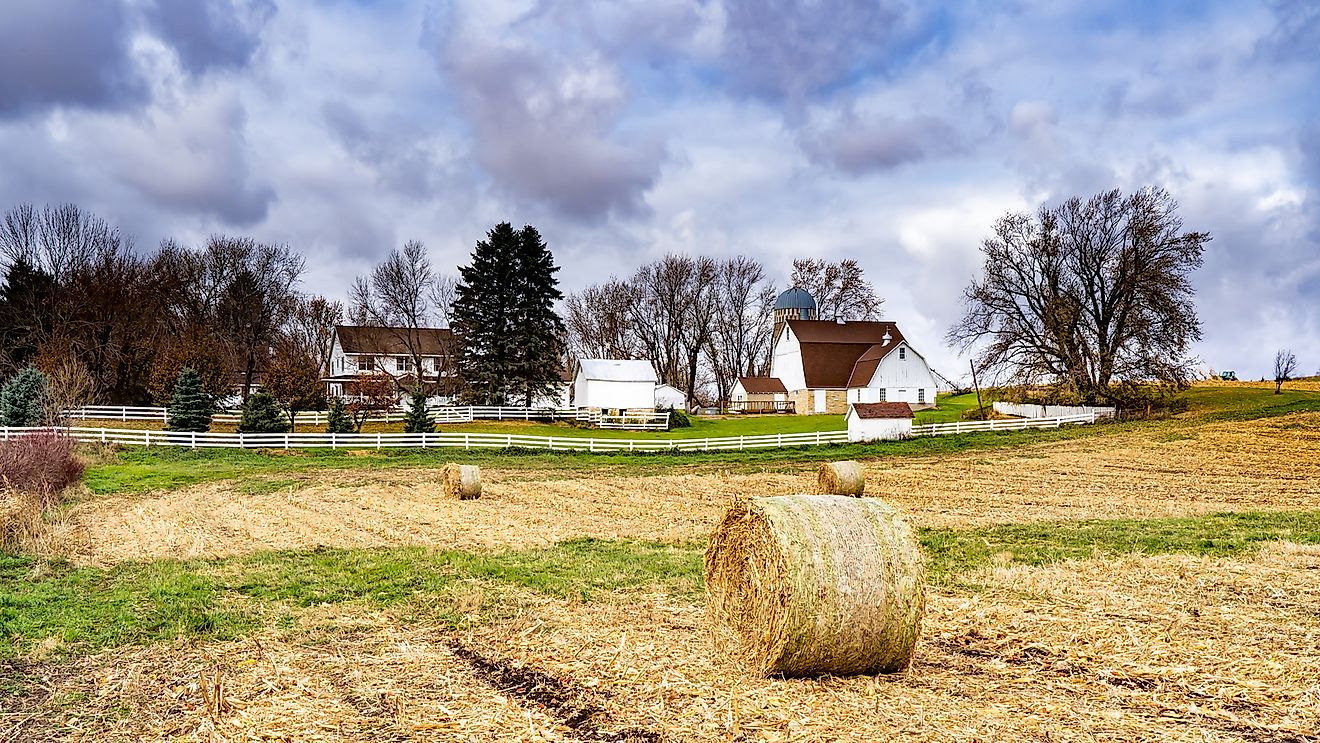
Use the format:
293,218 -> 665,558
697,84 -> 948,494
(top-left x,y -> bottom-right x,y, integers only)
325,397 -> 354,434
237,390 -> 290,433
0,367 -> 49,427
402,392 -> 435,433
453,222 -> 566,406
165,368 -> 213,432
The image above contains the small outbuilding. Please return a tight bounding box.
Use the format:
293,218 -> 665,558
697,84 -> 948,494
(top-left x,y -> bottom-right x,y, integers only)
654,383 -> 688,410
573,359 -> 658,411
846,402 -> 914,442
730,377 -> 792,413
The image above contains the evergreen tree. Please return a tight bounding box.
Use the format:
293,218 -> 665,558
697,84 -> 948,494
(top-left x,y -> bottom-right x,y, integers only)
453,223 -> 566,406
165,367 -> 213,432
325,397 -> 354,434
0,367 -> 49,426
402,392 -> 435,433
237,389 -> 290,433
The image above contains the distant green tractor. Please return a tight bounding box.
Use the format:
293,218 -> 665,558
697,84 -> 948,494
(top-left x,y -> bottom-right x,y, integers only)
1219,370 -> 1237,381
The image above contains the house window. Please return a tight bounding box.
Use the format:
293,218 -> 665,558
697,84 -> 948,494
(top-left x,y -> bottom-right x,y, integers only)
360,355 -> 376,372
398,356 -> 413,373
899,347 -> 906,360
878,388 -> 886,402
918,388 -> 925,404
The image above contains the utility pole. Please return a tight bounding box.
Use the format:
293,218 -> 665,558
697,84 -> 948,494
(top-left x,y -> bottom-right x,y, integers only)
970,360 -> 984,415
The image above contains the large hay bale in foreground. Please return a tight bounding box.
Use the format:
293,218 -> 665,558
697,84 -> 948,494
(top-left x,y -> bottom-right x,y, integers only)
817,460 -> 865,496
442,463 -> 482,500
704,495 -> 925,677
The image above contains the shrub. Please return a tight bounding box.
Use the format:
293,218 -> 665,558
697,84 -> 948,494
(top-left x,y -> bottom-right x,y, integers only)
402,392 -> 435,434
0,430 -> 85,507
960,406 -> 993,421
1,367 -> 50,427
665,407 -> 692,430
237,390 -> 290,434
165,367 -> 213,432
325,397 -> 354,434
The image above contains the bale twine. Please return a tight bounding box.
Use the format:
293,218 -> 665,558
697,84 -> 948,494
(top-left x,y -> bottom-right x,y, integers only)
442,463 -> 482,500
817,460 -> 865,496
704,495 -> 925,677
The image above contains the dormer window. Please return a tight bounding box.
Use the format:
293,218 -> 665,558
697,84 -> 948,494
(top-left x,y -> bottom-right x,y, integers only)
899,347 -> 906,360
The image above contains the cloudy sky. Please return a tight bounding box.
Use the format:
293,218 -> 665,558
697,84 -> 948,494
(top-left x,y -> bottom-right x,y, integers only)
2,0 -> 1317,380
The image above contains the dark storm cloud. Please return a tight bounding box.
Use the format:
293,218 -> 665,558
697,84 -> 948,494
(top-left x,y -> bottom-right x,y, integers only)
0,0 -> 146,117
717,0 -> 923,104
321,100 -> 445,199
144,0 -> 276,76
802,113 -> 963,174
426,10 -> 663,221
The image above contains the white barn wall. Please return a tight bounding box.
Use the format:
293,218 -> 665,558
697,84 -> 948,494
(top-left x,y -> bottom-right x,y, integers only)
849,342 -> 939,406
770,326 -> 806,392
847,416 -> 912,442
574,372 -> 655,409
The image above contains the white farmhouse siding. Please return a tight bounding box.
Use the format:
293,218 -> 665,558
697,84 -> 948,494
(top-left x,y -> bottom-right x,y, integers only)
846,402 -> 914,442
654,383 -> 687,410
846,341 -> 939,409
573,359 -> 658,410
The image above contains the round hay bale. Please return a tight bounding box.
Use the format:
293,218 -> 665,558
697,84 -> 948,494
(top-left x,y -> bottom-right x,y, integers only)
704,495 -> 925,677
817,460 -> 865,496
442,463 -> 482,500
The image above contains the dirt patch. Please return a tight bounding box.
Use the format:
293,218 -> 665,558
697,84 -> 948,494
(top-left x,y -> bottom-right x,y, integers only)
8,544 -> 1319,741
61,413 -> 1320,565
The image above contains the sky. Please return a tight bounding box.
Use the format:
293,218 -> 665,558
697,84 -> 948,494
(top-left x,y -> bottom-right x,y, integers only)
0,0 -> 1317,381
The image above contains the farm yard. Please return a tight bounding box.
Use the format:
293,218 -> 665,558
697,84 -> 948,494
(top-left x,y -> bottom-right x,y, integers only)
4,384 -> 1320,741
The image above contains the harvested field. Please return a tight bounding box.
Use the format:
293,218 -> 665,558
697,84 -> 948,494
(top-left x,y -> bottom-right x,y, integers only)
63,413 -> 1320,565
9,543 -> 1318,742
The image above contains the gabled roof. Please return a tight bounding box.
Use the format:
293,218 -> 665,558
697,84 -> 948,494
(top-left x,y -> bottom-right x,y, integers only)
737,376 -> 788,394
785,319 -> 906,389
849,402 -> 914,420
336,325 -> 452,356
575,359 -> 658,383
846,341 -> 915,387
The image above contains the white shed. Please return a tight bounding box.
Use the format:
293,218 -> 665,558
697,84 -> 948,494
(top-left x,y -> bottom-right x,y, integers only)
846,402 -> 914,442
654,383 -> 687,410
573,359 -> 658,410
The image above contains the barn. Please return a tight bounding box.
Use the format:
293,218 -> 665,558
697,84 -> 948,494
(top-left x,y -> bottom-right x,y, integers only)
846,401 -> 914,442
572,359 -> 658,411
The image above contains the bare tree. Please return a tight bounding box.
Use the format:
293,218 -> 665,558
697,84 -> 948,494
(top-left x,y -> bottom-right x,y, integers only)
213,238 -> 306,401
285,296 -> 343,376
708,256 -> 776,404
948,187 -> 1208,403
565,279 -> 641,361
1274,349 -> 1298,394
430,273 -> 458,328
351,240 -> 440,394
790,258 -> 883,321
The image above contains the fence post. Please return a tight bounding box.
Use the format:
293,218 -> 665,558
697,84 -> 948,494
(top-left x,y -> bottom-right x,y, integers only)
239,431 -> 244,448
284,433 -> 290,450
376,433 -> 382,450
332,433 -> 337,449
507,434 -> 513,448
101,428 -> 105,444
191,431 -> 196,450
816,431 -> 821,446
590,438 -> 595,453
465,433 -> 470,450
145,430 -> 150,447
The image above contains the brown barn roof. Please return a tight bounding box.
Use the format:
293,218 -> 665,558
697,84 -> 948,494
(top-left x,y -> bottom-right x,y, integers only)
786,319 -> 905,389
336,325 -> 452,356
737,376 -> 788,394
850,402 -> 914,419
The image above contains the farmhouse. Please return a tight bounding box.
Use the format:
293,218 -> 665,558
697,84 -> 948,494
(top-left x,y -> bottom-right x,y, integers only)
846,401 -> 914,442
323,325 -> 455,400
730,376 -> 791,413
572,359 -> 658,411
769,314 -> 939,414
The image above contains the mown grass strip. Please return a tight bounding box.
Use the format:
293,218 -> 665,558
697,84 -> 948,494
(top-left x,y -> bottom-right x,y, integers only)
5,510 -> 1320,658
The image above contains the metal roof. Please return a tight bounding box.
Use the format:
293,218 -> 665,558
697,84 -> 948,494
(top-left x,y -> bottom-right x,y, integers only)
774,287 -> 816,311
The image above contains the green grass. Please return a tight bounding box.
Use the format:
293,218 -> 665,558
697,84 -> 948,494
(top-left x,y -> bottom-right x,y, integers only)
7,510 -> 1320,659
913,392 -> 982,423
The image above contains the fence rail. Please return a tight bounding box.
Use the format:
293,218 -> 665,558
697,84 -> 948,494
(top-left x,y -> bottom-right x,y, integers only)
62,405 -> 668,430
4,411 -> 1104,452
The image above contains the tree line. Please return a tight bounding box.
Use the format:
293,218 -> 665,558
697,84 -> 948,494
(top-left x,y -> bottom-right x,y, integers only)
564,256 -> 883,405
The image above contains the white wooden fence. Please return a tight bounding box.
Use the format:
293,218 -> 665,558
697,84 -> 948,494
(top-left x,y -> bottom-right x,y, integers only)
991,402 -> 1117,420
63,405 -> 669,431
3,412 -> 1103,452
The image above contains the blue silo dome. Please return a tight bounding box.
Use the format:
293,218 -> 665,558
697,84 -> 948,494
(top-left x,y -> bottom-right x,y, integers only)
775,287 -> 816,311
